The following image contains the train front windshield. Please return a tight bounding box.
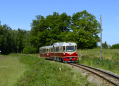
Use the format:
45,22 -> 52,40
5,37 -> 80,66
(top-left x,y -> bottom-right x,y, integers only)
66,46 -> 75,52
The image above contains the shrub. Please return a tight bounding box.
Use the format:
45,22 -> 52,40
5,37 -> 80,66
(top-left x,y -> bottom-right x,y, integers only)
23,46 -> 36,54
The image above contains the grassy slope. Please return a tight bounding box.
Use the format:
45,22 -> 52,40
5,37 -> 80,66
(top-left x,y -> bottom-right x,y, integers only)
78,49 -> 119,75
14,54 -> 95,86
0,54 -> 28,86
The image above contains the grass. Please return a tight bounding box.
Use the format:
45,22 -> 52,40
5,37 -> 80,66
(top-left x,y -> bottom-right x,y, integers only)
0,54 -> 28,86
0,53 -> 96,86
77,49 -> 119,75
14,54 -> 96,86
78,49 -> 119,61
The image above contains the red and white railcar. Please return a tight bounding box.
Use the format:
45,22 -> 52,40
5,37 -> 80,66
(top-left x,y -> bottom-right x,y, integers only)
39,42 -> 78,62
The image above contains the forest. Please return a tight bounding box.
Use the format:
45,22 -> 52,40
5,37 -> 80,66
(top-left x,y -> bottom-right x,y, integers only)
0,10 -> 118,54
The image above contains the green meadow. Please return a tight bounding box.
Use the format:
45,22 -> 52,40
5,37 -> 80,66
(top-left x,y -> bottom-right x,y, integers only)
0,54 -> 27,86
0,54 -> 96,86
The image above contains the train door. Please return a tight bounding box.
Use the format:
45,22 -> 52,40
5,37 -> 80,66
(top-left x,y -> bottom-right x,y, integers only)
63,46 -> 65,52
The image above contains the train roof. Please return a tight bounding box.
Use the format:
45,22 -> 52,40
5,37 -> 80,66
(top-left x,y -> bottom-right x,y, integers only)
40,46 -> 52,49
53,42 -> 77,46
40,42 -> 77,49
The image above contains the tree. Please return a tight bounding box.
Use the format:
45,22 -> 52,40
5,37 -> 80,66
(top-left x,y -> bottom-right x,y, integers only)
0,24 -> 9,54
104,41 -> 108,48
23,31 -> 31,47
30,12 -> 72,52
0,21 -> 32,54
9,30 -> 20,53
70,10 -> 100,49
30,10 -> 100,51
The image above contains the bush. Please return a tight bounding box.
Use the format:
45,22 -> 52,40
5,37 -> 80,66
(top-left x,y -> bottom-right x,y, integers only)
23,46 -> 37,54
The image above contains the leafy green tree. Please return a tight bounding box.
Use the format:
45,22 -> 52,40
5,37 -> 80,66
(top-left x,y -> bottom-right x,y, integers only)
30,12 -> 71,52
70,10 -> 100,49
30,15 -> 48,52
17,28 -> 27,52
9,30 -> 20,53
30,11 -> 100,50
0,24 -> 9,54
0,21 -> 32,54
23,31 -> 31,47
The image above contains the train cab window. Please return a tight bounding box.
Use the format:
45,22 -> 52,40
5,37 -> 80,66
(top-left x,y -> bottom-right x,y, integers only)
47,49 -> 48,53
63,46 -> 65,52
66,46 -> 75,52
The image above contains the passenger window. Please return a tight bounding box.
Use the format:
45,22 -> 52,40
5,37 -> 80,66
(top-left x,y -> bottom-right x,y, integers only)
56,47 -> 59,52
75,46 -> 77,51
51,48 -> 53,52
59,47 -> 62,52
63,46 -> 65,52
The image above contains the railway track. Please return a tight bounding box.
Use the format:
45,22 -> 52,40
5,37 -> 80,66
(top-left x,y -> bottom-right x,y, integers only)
68,63 -> 119,86
46,59 -> 119,85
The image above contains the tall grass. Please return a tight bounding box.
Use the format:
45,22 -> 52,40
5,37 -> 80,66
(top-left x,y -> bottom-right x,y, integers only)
78,49 -> 119,61
0,54 -> 27,86
78,55 -> 119,75
15,54 -> 95,86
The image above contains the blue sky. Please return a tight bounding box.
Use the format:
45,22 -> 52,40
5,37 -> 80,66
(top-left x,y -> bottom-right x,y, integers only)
0,0 -> 119,46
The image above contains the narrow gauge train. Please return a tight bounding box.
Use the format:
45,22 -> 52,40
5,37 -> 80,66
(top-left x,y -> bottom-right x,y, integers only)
39,42 -> 78,62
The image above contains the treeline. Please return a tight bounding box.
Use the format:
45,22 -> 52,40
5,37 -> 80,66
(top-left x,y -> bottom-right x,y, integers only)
110,44 -> 119,49
0,23 -> 32,54
0,10 -> 101,54
97,41 -> 119,49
